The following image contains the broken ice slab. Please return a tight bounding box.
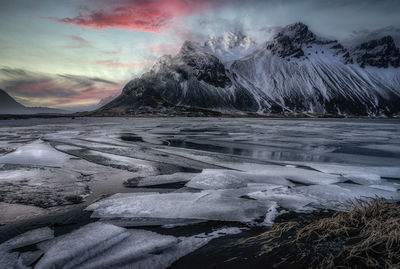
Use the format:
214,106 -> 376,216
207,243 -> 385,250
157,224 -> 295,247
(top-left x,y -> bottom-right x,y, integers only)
248,183 -> 400,211
288,162 -> 400,180
19,250 -> 44,267
0,227 -> 54,251
0,167 -> 89,208
153,150 -> 344,185
185,169 -> 294,190
109,227 -> 242,269
0,140 -> 71,167
124,172 -> 198,188
76,229 -> 178,269
86,191 -> 273,225
0,251 -> 19,269
34,222 -> 241,269
35,222 -> 131,269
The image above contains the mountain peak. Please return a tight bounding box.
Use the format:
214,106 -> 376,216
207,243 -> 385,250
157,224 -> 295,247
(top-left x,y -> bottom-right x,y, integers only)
352,35 -> 400,68
203,32 -> 258,63
276,22 -> 316,43
179,41 -> 203,56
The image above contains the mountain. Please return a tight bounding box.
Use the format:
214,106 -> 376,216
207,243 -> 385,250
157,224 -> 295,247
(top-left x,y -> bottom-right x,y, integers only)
100,22 -> 400,117
203,32 -> 258,63
0,89 -> 68,115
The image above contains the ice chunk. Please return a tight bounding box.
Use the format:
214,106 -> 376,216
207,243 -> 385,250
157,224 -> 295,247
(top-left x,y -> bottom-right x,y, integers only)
0,251 -> 18,269
0,167 -> 89,208
124,172 -> 197,188
19,250 -> 44,267
186,169 -> 294,190
247,185 -> 316,212
77,230 -> 179,269
344,173 -> 381,185
294,162 -> 400,179
55,145 -> 82,151
87,191 -> 273,225
0,169 -> 40,182
35,222 -> 130,269
231,164 -> 343,185
263,201 -> 280,226
126,227 -> 242,269
369,184 -> 398,192
293,183 -> 400,210
0,140 -> 70,167
0,227 -> 54,251
37,226 -> 241,269
85,150 -> 156,173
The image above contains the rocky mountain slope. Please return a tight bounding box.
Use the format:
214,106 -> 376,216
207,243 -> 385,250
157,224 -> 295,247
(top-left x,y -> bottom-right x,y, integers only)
100,23 -> 400,116
0,89 -> 68,115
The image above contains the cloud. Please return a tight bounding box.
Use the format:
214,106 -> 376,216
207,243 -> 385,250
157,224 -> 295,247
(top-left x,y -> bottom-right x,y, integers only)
101,48 -> 123,55
343,25 -> 400,46
150,44 -> 180,55
95,59 -> 152,68
51,0 -> 227,33
0,67 -> 122,110
63,35 -> 92,48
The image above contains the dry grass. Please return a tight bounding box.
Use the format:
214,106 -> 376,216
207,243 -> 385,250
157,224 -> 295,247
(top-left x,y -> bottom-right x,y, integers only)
244,199 -> 400,268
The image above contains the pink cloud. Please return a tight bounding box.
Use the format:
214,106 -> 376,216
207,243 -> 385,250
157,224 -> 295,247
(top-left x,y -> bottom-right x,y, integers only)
0,67 -> 122,109
63,35 -> 92,48
52,0 -> 225,33
95,59 -> 152,68
150,44 -> 180,55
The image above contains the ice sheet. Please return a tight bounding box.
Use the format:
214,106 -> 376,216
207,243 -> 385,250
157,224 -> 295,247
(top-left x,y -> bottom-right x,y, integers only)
0,140 -> 70,167
35,222 -> 130,269
124,172 -> 198,187
0,251 -> 18,269
0,227 -> 54,251
33,224 -> 241,269
186,169 -> 294,190
119,227 -> 242,269
247,183 -> 400,211
0,167 -> 89,208
77,230 -> 179,269
87,191 -> 273,225
291,162 -> 400,179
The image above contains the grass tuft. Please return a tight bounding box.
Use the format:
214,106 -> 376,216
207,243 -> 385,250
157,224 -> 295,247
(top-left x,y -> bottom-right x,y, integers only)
243,198 -> 400,268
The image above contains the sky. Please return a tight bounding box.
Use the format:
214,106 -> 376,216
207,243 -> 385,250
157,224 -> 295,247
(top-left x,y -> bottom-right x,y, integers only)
0,0 -> 399,111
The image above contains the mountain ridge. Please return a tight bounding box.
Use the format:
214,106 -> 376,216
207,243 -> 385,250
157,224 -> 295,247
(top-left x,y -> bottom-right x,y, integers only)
99,22 -> 400,117
0,89 -> 68,115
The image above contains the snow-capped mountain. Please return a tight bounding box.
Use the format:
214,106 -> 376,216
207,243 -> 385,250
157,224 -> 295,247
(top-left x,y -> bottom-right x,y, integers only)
101,23 -> 400,116
203,32 -> 258,63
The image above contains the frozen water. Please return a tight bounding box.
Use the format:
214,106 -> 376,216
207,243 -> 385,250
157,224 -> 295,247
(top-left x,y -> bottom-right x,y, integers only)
0,166 -> 89,208
77,230 -> 178,269
35,222 -> 131,269
292,162 -> 400,179
117,227 -> 242,269
87,191 -> 274,225
124,172 -> 198,187
19,250 -> 44,267
0,251 -> 18,269
186,169 -> 294,190
0,140 -> 70,167
0,227 -> 53,251
0,117 -> 399,262
31,224 -> 241,269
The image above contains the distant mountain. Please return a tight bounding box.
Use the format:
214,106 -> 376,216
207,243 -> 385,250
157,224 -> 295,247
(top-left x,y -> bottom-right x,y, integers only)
100,22 -> 400,117
0,89 -> 68,115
